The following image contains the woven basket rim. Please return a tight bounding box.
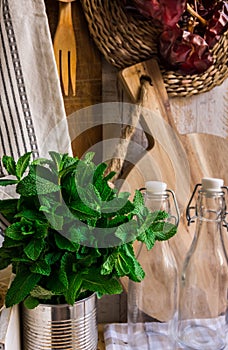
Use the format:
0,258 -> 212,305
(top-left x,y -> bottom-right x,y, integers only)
81,0 -> 228,97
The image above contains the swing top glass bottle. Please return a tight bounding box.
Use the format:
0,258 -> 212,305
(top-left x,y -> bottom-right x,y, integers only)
176,177 -> 228,350
128,181 -> 179,349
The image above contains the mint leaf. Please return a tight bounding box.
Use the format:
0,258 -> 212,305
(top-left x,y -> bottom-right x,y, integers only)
2,155 -> 16,176
16,167 -> 60,196
93,163 -> 107,183
137,227 -> 156,250
82,183 -> 102,210
45,252 -> 62,265
93,164 -> 116,202
103,171 -> 116,183
3,237 -> 24,248
0,199 -> 18,222
70,200 -> 100,220
65,273 -> 83,305
116,244 -> 145,282
133,190 -> 145,209
155,222 -> 177,241
6,218 -> 38,240
45,212 -> 63,230
0,179 -> 18,186
49,151 -> 63,171
30,260 -> 51,276
16,152 -> 32,179
15,209 -> 45,223
54,232 -> 79,252
59,253 -> 69,289
24,296 -> 39,309
83,152 -> 95,163
101,195 -> 131,215
101,253 -> 116,275
6,223 -> 24,240
114,221 -> 138,244
46,270 -> 67,293
67,225 -> 90,245
137,211 -> 168,237
12,257 -> 31,263
5,268 -> 41,307
82,269 -> 122,297
30,285 -> 56,300
107,215 -> 129,228
0,248 -> 12,269
24,239 -> 45,260
59,157 -> 79,178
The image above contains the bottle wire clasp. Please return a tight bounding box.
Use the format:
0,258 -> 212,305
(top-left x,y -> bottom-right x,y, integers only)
186,183 -> 201,226
186,184 -> 228,230
139,187 -> 180,226
167,189 -> 180,226
222,186 -> 228,231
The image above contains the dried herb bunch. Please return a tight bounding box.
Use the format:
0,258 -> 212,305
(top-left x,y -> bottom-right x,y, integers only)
125,0 -> 228,74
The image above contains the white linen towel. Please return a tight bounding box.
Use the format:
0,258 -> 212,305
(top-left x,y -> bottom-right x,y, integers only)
104,322 -> 228,350
0,0 -> 72,168
0,0 -> 72,231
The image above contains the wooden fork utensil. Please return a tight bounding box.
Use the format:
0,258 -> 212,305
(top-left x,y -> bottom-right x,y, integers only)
53,0 -> 77,96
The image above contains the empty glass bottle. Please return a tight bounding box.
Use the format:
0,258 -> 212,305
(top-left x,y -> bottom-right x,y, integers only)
176,177 -> 228,350
128,181 -> 179,349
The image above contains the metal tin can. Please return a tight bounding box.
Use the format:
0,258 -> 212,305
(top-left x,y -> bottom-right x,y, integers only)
22,293 -> 97,350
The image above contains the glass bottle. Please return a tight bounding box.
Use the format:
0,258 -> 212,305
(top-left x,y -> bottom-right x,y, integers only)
176,177 -> 228,350
128,181 -> 179,349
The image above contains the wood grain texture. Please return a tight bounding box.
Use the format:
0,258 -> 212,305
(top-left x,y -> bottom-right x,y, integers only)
97,324 -> 105,350
170,78 -> 228,138
103,59 -> 228,321
45,0 -> 102,158
53,1 -> 77,96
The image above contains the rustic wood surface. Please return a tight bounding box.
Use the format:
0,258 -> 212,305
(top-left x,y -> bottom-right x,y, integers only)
102,59 -> 228,322
117,59 -> 228,319
97,324 -> 105,350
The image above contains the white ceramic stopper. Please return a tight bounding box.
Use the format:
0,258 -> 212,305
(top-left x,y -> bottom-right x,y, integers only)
145,181 -> 167,194
201,177 -> 224,192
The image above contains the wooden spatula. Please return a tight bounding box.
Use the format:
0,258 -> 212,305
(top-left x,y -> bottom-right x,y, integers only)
53,0 -> 77,96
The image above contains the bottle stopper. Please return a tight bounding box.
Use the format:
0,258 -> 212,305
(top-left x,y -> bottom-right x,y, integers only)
145,181 -> 167,194
201,177 -> 224,192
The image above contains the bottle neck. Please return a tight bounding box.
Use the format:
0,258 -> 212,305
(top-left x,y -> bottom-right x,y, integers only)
196,190 -> 226,223
144,192 -> 170,213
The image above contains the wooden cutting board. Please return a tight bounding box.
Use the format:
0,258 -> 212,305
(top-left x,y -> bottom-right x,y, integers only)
118,60 -> 228,319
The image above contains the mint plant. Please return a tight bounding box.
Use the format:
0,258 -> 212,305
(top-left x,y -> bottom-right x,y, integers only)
0,152 -> 177,308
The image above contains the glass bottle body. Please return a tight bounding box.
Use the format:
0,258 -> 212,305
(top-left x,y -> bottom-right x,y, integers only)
176,189 -> 228,350
128,187 -> 178,349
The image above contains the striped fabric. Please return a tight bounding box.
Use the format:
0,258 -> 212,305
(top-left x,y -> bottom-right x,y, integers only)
104,323 -> 174,350
104,322 -> 228,350
0,0 -> 37,173
0,0 -> 72,229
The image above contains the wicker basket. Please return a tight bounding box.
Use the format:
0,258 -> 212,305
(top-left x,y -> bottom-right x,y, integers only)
81,0 -> 228,97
